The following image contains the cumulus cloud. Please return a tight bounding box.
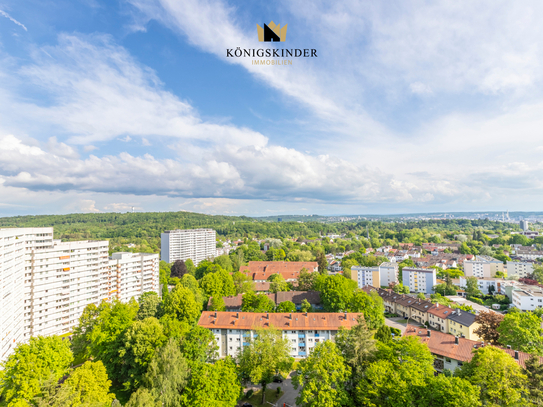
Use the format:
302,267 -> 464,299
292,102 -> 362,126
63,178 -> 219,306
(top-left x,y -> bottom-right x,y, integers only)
0,134 -> 455,204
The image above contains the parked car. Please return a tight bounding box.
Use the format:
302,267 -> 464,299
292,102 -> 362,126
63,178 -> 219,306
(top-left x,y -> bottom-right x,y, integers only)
241,403 -> 253,407
273,375 -> 283,383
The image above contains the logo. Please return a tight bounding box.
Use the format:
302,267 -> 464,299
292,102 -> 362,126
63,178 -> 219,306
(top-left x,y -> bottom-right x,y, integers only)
257,21 -> 287,42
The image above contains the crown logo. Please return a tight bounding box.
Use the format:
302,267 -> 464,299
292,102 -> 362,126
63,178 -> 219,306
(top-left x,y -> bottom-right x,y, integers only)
257,21 -> 287,42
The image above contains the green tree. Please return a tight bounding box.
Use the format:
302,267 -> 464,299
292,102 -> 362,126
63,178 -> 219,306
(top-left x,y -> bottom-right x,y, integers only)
162,284 -> 200,324
0,336 -> 73,405
276,301 -> 296,313
241,292 -> 275,313
297,268 -> 319,291
335,316 -> 376,377
465,276 -> 483,298
125,388 -> 160,407
417,292 -> 426,300
180,357 -> 242,407
268,273 -> 289,293
533,264 -> 543,284
319,274 -> 358,312
232,271 -> 255,294
293,341 -> 351,407
392,283 -> 410,294
213,254 -> 233,272
63,361 -> 115,406
185,259 -> 196,275
349,290 -> 385,329
137,291 -> 161,320
355,359 -> 416,406
209,295 -> 226,311
180,325 -> 219,363
87,299 -> 139,377
316,250 -> 328,274
71,303 -> 100,362
159,315 -> 191,340
200,268 -> 236,299
497,311 -> 543,354
118,317 -> 167,391
300,298 -> 312,313
179,274 -> 204,309
374,325 -> 393,343
524,354 -> 543,405
170,259 -> 189,279
418,375 -> 481,407
237,327 -> 294,404
138,338 -> 190,407
458,346 -> 526,406
460,242 -> 472,254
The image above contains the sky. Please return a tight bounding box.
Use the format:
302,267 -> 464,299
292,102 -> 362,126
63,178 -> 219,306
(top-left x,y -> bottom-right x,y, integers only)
1,0 -> 543,217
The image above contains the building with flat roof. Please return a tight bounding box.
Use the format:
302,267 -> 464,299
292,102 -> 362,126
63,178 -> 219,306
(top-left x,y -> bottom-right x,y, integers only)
402,267 -> 437,293
507,261 -> 536,278
161,228 -> 216,265
198,311 -> 361,358
511,285 -> 543,311
0,227 -> 159,363
464,255 -> 504,278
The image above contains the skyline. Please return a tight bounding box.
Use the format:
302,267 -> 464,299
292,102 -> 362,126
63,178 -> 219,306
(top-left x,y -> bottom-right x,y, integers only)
2,1 -> 543,216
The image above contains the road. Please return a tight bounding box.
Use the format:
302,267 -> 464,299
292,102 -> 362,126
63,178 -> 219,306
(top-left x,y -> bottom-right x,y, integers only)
269,378 -> 297,407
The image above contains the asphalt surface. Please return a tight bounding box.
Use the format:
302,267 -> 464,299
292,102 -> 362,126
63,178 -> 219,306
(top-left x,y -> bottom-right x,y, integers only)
270,378 -> 297,407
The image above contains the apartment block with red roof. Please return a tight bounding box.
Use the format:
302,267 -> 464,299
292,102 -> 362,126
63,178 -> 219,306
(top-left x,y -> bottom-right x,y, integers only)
198,311 -> 361,359
239,261 -> 318,282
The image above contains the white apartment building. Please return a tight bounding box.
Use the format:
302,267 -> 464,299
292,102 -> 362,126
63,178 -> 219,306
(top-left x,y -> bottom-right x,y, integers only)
109,252 -> 159,303
458,276 -> 508,295
516,250 -> 543,261
464,256 -> 504,278
512,286 -> 543,311
198,311 -> 361,359
351,262 -> 398,288
161,228 -> 216,265
507,261 -> 535,279
0,227 -> 159,363
1,228 -> 54,363
402,267 -> 437,294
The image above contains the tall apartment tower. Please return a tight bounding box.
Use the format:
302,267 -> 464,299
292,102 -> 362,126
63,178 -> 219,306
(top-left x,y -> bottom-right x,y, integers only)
1,227 -> 159,363
161,229 -> 216,265
520,220 -> 529,231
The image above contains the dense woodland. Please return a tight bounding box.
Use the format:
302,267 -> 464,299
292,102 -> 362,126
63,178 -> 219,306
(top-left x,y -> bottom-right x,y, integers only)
0,211 -> 530,256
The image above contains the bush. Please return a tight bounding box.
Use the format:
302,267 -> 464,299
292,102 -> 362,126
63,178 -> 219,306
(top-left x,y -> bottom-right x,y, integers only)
246,389 -> 254,398
276,387 -> 281,395
390,327 -> 402,336
467,296 -> 484,305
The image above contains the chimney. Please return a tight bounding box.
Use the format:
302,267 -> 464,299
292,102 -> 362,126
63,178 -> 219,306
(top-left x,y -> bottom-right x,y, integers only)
427,330 -> 431,337
289,313 -> 292,319
457,310 -> 461,316
454,336 -> 459,345
214,311 -> 217,318
436,303 -> 439,308
344,312 -> 347,320
515,350 -> 519,360
507,345 -> 511,349
236,312 -> 239,318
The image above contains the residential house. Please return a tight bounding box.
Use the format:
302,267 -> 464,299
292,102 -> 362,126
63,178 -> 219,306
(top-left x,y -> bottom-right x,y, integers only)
427,304 -> 454,333
447,310 -> 481,340
213,291 -> 322,311
409,300 -> 435,325
240,261 -> 318,283
404,325 -> 540,373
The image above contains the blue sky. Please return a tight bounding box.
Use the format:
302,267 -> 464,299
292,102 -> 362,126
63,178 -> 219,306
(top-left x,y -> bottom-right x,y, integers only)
1,0 -> 543,216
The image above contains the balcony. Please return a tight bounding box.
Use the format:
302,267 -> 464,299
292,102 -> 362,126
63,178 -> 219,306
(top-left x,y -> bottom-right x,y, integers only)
314,333 -> 320,337
243,342 -> 250,346
298,334 -> 305,338
299,342 -> 305,347
298,351 -> 306,356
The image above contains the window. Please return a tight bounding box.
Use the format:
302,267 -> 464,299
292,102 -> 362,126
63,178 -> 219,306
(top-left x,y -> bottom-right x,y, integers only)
445,357 -> 451,363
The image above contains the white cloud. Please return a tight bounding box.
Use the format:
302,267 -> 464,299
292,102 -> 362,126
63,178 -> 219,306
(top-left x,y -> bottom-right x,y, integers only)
0,9 -> 27,31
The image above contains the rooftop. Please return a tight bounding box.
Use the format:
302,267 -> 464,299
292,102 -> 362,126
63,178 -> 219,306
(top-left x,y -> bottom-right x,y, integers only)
198,311 -> 362,330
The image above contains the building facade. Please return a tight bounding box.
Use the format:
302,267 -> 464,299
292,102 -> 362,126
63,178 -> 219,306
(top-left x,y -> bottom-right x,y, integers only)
507,261 -> 535,278
402,267 -> 437,293
198,311 -> 361,358
161,228 -> 216,265
464,256 -> 504,278
1,227 -> 159,363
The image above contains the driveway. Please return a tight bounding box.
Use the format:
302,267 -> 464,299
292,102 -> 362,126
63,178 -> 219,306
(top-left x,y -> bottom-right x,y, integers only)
270,378 -> 298,407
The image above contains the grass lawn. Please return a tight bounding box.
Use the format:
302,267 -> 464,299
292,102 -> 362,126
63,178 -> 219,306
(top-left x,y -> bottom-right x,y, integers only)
395,319 -> 408,324
242,388 -> 283,406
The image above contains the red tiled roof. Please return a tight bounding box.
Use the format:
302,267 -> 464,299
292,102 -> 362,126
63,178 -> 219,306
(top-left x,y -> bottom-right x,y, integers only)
427,304 -> 454,319
198,311 -> 362,330
404,325 -> 541,368
254,282 -> 271,291
239,261 -> 318,281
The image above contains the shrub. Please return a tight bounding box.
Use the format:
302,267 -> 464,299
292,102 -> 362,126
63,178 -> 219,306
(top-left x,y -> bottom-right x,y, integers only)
246,389 -> 254,398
